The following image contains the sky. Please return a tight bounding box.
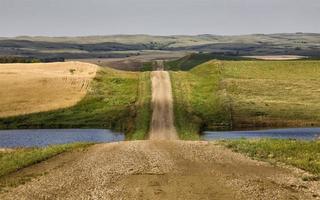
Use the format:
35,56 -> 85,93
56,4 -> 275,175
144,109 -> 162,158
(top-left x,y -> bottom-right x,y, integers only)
1,0 -> 320,36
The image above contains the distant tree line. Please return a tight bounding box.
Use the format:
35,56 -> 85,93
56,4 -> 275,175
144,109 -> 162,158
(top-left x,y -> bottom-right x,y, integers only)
0,56 -> 65,63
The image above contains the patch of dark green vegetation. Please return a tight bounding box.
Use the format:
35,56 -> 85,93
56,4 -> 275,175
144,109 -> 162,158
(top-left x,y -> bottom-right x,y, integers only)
0,143 -> 93,178
140,61 -> 154,71
221,139 -> 320,177
0,68 -> 152,139
303,56 -> 320,60
165,53 -> 252,71
0,56 -> 65,63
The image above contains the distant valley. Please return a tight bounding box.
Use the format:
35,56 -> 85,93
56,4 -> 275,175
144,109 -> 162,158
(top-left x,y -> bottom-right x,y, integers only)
1,33 -> 320,61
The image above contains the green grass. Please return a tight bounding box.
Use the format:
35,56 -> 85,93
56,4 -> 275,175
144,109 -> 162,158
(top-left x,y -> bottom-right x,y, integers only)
170,71 -> 206,140
221,139 -> 320,176
0,67 -> 152,139
170,60 -> 320,136
128,72 -> 152,139
0,143 -> 92,178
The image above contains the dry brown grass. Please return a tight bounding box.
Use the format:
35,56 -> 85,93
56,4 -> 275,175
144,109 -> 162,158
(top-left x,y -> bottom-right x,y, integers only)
0,62 -> 98,117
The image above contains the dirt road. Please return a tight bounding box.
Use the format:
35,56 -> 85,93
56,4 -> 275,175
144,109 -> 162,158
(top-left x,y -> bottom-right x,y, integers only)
149,67 -> 178,140
1,141 -> 319,200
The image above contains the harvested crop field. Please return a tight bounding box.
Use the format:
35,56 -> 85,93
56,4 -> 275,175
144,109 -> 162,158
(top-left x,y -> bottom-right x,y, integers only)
244,55 -> 307,60
0,62 -> 98,117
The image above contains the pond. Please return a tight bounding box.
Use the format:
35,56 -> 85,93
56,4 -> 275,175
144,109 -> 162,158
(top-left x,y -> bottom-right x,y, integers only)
0,129 -> 124,148
202,128 -> 320,141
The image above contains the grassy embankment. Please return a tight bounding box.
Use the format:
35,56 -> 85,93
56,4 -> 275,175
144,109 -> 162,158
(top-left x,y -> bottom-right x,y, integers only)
222,139 -> 320,179
170,60 -> 320,139
0,67 -> 152,139
130,72 -> 152,139
0,143 -> 92,178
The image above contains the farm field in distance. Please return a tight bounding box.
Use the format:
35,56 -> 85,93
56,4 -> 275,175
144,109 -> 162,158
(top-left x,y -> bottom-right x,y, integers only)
170,60 -> 320,137
243,55 -> 307,60
70,50 -> 189,71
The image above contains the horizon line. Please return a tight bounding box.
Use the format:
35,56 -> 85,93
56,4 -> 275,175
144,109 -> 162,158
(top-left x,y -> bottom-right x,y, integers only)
1,32 -> 319,38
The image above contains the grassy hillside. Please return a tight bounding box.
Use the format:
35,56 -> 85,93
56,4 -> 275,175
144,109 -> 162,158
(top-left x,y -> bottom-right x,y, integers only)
170,60 -> 320,137
0,67 -> 152,139
128,72 -> 152,140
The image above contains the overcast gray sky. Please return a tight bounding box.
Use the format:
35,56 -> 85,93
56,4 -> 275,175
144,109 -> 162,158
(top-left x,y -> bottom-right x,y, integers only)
1,0 -> 320,36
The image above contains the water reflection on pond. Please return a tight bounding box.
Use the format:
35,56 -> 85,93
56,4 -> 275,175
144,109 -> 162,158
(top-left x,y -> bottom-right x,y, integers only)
0,129 -> 124,148
202,128 -> 320,141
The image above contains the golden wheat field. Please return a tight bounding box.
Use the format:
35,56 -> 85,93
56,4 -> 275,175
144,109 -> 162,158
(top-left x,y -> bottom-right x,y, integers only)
0,62 -> 98,117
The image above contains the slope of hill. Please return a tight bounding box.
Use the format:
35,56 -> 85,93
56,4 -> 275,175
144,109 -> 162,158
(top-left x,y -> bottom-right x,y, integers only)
0,64 -> 152,138
170,60 -> 320,138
